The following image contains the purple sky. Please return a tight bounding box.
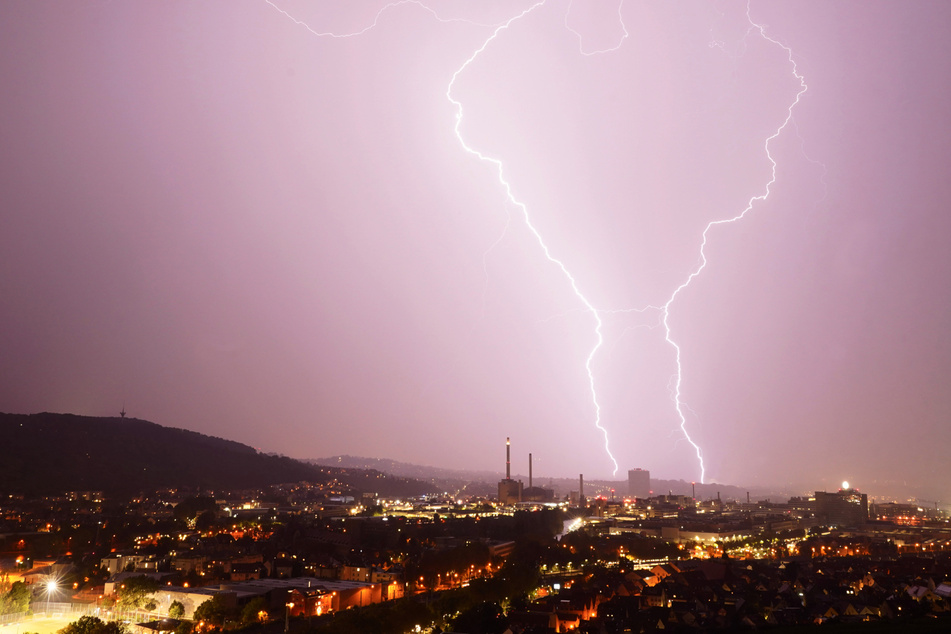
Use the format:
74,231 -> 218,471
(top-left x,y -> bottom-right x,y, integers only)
2,1 -> 950,498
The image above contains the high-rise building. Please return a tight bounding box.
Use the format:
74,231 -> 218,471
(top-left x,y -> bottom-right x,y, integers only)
628,468 -> 650,499
815,487 -> 868,527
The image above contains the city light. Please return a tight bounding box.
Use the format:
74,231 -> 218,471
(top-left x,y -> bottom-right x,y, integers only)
45,578 -> 57,614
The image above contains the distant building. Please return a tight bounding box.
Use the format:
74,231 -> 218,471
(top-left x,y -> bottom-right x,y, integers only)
522,486 -> 555,503
341,565 -> 371,583
101,554 -> 144,576
522,451 -> 553,502
497,438 -> 522,505
873,501 -> 929,523
498,479 -> 522,505
815,488 -> 868,527
628,469 -> 650,499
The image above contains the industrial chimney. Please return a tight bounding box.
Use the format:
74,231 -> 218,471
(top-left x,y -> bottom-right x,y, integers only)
529,453 -> 533,488
505,437 -> 511,480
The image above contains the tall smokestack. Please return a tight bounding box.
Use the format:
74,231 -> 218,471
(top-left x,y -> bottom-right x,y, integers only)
529,453 -> 533,489
579,474 -> 584,502
692,482 -> 696,499
505,437 -> 510,480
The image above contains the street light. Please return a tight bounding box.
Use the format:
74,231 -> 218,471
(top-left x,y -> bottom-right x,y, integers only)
45,579 -> 58,615
284,602 -> 294,633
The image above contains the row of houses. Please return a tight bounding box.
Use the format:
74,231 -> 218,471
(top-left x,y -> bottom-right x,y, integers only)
512,555 -> 951,632
140,576 -> 404,620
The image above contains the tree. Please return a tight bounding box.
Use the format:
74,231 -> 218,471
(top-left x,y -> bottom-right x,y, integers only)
173,497 -> 218,522
451,602 -> 507,634
169,601 -> 185,619
59,616 -> 102,634
193,595 -> 237,628
315,599 -> 433,634
58,616 -> 126,634
195,511 -> 218,532
239,597 -> 268,625
0,581 -> 31,615
116,576 -> 159,609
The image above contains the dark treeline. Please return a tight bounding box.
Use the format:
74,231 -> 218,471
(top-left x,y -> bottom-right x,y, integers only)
0,412 -> 435,497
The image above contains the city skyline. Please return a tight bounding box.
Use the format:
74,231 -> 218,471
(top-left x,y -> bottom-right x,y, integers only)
1,1 -> 949,493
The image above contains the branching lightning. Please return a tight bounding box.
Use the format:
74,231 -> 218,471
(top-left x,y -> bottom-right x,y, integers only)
447,1 -> 620,476
265,0 -> 621,476
564,0 -> 629,56
263,0 -> 502,38
265,0 -> 809,483
660,4 -> 808,483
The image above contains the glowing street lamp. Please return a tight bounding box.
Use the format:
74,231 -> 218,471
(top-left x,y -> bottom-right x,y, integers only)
284,602 -> 294,633
45,578 -> 58,614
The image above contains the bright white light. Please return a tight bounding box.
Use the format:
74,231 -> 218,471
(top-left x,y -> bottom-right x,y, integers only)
842,481 -> 849,490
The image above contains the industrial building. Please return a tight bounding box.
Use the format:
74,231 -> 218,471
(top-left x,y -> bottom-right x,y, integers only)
497,439 -> 554,505
497,438 -> 522,505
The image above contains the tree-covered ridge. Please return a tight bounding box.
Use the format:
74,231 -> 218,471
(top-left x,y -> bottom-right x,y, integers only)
0,412 -> 434,497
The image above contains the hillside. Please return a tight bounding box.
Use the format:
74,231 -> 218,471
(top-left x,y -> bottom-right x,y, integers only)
0,412 -> 434,498
0,412 -> 328,495
314,455 -> 503,483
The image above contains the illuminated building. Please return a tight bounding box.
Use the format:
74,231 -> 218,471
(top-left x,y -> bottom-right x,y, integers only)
815,487 -> 868,527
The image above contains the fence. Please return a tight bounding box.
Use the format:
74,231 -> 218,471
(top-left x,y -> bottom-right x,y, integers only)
0,611 -> 29,627
2,604 -> 162,628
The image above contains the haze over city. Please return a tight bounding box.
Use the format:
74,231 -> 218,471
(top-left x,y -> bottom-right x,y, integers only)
1,1 -> 949,497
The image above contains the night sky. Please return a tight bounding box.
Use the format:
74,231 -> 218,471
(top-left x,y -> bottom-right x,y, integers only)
2,1 -> 949,498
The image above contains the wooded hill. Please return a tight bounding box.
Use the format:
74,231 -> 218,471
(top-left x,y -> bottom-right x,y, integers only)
0,412 -> 435,498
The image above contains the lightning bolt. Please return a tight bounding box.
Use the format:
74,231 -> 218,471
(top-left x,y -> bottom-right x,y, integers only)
447,1 -> 620,476
661,3 -> 808,484
263,0 -> 502,38
265,0 -> 622,476
264,0 -> 810,484
564,0 -> 629,56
